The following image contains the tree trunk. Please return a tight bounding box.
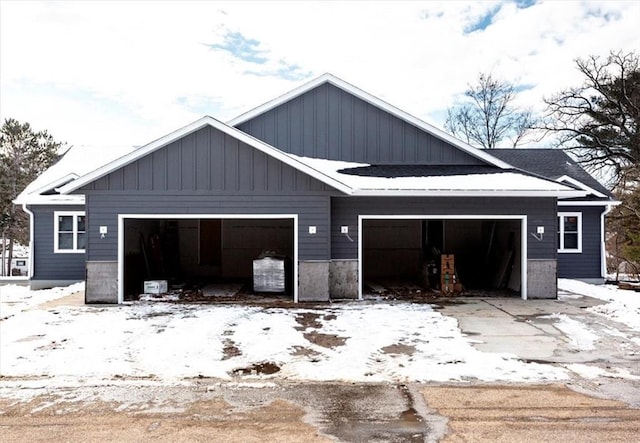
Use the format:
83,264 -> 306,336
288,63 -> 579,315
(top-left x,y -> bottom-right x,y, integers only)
7,236 -> 13,276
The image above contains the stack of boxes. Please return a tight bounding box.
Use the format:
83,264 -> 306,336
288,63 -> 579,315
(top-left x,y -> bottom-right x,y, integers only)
440,254 -> 461,295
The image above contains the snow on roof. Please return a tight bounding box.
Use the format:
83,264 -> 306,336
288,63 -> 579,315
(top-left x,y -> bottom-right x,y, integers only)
295,155 -> 587,197
15,145 -> 137,205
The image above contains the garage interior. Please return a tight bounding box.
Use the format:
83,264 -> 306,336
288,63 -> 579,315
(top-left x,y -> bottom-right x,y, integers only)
123,218 -> 294,301
362,218 -> 522,296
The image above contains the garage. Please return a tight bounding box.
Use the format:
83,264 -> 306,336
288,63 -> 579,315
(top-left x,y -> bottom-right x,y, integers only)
118,215 -> 297,302
359,216 -> 527,299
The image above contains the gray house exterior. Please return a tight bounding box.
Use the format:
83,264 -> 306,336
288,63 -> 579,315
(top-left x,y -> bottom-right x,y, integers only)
17,74 -> 614,302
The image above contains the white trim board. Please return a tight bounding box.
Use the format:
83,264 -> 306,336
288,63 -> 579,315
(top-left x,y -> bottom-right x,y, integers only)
357,215 -> 528,300
556,175 -> 607,198
117,214 -> 299,304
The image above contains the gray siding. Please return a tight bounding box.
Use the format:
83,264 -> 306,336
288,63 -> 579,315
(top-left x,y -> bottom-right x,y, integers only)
85,194 -> 331,262
558,205 -> 605,279
86,126 -> 334,194
30,204 -> 86,281
331,197 -> 558,260
82,124 -> 337,262
237,83 -> 486,165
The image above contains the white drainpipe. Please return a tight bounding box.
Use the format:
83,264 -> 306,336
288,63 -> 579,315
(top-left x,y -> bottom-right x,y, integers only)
600,203 -> 615,281
22,204 -> 35,279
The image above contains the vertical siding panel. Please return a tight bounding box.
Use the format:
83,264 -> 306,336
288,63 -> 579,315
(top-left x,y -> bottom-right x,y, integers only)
224,134 -> 239,191
123,163 -> 137,190
328,85 -> 341,160
137,156 -> 152,190
289,97 -> 303,156
353,99 -> 366,161
180,135 -> 195,191
302,92 -> 315,157
263,111 -> 276,146
167,141 -> 181,190
391,119 -> 404,163
151,148 -> 167,191
366,106 -> 378,162
316,84 -> 328,159
405,125 -> 417,162
195,128 -> 209,190
238,143 -> 253,190
378,111 -> 391,162
211,128 -> 224,190
276,105 -> 288,151
340,92 -> 353,161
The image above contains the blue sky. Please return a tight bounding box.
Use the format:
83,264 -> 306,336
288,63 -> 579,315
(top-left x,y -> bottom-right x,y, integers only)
0,0 -> 638,148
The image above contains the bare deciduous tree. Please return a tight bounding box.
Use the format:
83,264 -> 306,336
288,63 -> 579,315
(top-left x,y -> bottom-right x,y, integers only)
445,73 -> 536,149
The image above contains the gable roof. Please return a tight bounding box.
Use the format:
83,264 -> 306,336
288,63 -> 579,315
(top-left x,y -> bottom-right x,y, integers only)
490,149 -> 614,199
14,145 -> 136,205
228,73 -> 513,170
53,114 -> 586,198
58,116 -> 354,195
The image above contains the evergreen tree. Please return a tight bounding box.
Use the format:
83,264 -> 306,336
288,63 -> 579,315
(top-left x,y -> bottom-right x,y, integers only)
0,119 -> 63,275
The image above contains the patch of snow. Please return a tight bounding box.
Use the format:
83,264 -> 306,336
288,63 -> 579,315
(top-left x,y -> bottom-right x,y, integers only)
565,363 -> 640,381
0,286 -> 568,385
0,282 -> 84,319
558,279 -> 640,331
543,313 -> 599,351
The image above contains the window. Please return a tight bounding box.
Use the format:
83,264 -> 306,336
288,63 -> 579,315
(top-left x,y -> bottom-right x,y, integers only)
16,260 -> 26,266
54,211 -> 86,253
557,212 -> 582,253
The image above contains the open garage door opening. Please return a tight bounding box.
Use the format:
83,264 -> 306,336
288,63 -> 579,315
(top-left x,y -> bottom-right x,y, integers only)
361,217 -> 525,298
121,217 -> 296,302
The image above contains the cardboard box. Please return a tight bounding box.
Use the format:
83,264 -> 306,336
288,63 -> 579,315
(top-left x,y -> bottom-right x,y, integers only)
144,280 -> 168,294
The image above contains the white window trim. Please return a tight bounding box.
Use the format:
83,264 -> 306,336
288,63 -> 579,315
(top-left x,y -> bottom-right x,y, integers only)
558,212 -> 582,253
54,211 -> 86,253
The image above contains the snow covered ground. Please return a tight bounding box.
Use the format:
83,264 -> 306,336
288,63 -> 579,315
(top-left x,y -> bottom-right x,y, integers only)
0,280 -> 638,391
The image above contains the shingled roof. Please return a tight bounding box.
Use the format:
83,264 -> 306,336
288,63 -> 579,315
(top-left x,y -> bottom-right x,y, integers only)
490,149 -> 613,199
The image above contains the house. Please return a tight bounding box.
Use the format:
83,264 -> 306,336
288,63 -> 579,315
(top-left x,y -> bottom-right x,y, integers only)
15,74 -> 616,303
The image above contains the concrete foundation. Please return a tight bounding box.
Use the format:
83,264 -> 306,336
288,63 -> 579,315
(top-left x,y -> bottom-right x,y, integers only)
86,261 -> 118,304
329,260 -> 358,299
527,259 -> 558,299
298,261 -> 330,302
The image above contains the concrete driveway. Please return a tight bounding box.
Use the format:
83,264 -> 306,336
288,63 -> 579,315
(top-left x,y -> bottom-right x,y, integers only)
432,291 -> 640,407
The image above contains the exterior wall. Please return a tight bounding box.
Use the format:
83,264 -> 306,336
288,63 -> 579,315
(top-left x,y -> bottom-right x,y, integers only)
237,83 -> 486,166
557,205 -> 605,280
331,197 -> 558,261
30,204 -> 86,285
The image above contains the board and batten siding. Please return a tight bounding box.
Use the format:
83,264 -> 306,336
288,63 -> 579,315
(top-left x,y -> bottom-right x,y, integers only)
557,205 -> 606,279
237,82 -> 486,166
330,197 -> 558,260
85,126 -> 335,194
30,204 -> 86,281
80,125 -> 338,262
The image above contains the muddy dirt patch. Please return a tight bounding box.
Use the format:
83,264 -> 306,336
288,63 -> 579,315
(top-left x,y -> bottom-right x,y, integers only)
231,362 -> 281,376
381,343 -> 417,356
222,339 -> 242,360
303,332 -> 347,349
290,346 -> 322,358
295,312 -> 323,330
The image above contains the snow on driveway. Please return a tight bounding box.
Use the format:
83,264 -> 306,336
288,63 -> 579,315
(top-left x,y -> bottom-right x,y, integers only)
1,280 -> 638,386
1,289 -> 567,384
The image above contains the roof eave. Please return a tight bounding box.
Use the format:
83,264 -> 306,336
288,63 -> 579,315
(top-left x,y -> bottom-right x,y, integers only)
351,189 -> 588,198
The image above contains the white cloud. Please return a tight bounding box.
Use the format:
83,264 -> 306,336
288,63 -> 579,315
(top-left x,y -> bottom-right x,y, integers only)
1,0 -> 638,147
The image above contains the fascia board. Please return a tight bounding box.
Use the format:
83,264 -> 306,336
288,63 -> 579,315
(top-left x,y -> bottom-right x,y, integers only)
59,115 -> 354,195
556,175 -> 608,198
227,73 -> 513,170
558,200 -> 621,206
351,189 -> 588,198
13,195 -> 85,205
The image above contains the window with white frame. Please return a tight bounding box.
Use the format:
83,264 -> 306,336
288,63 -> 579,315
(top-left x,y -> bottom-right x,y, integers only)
557,212 -> 582,253
54,211 -> 86,253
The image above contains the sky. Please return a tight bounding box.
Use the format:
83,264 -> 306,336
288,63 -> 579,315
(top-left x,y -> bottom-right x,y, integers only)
1,0 -> 639,149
